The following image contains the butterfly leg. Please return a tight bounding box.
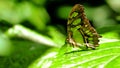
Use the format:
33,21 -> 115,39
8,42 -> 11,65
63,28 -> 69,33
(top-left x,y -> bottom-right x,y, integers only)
66,31 -> 78,47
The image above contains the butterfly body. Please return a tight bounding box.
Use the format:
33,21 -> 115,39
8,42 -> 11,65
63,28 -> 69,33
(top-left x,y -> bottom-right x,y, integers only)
66,4 -> 101,50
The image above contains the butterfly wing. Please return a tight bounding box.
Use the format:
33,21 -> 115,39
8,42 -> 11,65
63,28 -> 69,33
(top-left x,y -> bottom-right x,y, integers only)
66,4 -> 101,49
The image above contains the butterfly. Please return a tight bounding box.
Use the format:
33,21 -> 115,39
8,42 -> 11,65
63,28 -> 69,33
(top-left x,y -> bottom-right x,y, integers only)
66,4 -> 101,50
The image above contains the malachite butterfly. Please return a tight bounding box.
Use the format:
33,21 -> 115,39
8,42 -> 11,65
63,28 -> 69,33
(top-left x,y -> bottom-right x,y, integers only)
66,4 -> 101,50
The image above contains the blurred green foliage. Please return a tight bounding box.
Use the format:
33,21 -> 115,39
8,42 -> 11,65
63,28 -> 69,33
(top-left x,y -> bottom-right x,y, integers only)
0,0 -> 50,30
0,0 -> 120,68
0,32 -> 13,56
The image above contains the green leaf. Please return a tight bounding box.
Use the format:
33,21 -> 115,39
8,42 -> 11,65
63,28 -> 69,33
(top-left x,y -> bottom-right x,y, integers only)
29,39 -> 120,68
0,32 -> 13,56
